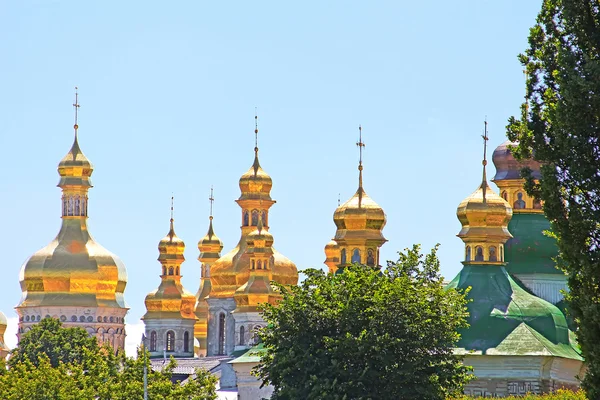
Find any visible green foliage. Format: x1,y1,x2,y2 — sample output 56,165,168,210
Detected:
506,0,600,396
256,245,472,400
1,318,217,399
453,389,586,399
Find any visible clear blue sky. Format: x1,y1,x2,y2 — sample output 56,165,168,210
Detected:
0,1,541,346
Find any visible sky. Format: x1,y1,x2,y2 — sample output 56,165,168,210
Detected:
0,1,542,355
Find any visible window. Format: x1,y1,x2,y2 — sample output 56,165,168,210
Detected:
75,195,81,215
218,313,226,355
169,267,174,275
251,210,259,226
475,246,484,262
502,191,507,201
150,331,157,351
163,267,166,276
239,326,245,346
184,331,190,353
176,267,180,275
465,246,471,261
340,249,347,264
251,260,255,270
367,249,375,266
261,211,267,226
243,211,249,226
257,260,262,270
489,246,497,262
500,245,504,262
166,331,175,352
351,249,361,264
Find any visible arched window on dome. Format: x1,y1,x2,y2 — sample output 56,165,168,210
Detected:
243,211,249,226
163,267,167,276
514,192,526,209
184,331,190,353
500,245,504,262
251,210,259,226
251,260,255,270
367,249,375,266
465,246,471,261
62,196,67,216
82,197,87,216
262,211,267,226
475,246,484,262
218,313,226,355
166,331,175,352
257,260,262,270
239,325,245,346
489,246,497,262
340,249,347,264
176,267,180,275
502,191,508,201
67,196,74,216
351,249,361,264
150,331,157,351
75,195,81,215
169,267,174,275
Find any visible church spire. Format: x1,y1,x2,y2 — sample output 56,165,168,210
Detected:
481,119,489,202
356,125,365,206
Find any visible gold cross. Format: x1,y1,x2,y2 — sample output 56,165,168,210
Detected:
356,125,365,165
209,186,215,217
73,87,80,127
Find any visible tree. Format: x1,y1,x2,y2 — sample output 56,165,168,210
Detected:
2,318,218,400
9,317,100,368
256,245,472,400
506,0,600,396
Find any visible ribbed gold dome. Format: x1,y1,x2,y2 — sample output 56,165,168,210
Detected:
57,134,93,188
198,217,223,263
457,181,513,242
18,133,127,310
158,219,185,263
333,187,387,236
238,150,273,200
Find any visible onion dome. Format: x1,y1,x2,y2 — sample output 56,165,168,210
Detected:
238,149,273,200
456,180,513,246
18,113,127,312
143,216,196,321
57,134,93,188
324,239,340,274
198,217,223,264
492,140,541,181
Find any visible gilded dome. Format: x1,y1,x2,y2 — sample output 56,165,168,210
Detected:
324,239,339,258
238,150,273,200
456,180,513,242
492,140,541,181
333,188,387,239
0,311,7,328
57,134,93,188
18,133,127,310
198,217,223,263
158,219,185,263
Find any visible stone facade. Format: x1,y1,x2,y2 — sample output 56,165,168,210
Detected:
207,297,236,356
16,305,127,349
144,318,195,358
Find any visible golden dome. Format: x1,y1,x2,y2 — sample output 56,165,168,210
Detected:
58,134,93,188
18,131,127,310
457,180,513,242
158,219,185,263
0,311,7,356
333,187,387,236
238,149,273,200
0,311,6,327
198,217,223,263
143,218,196,321
324,239,340,274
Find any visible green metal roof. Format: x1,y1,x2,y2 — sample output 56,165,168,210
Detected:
229,343,267,364
446,265,581,360
505,213,565,276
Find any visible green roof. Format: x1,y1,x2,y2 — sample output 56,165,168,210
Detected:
446,265,581,360
505,213,565,276
229,344,267,364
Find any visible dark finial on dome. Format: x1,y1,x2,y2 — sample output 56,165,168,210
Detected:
73,86,80,136
481,118,489,203
252,110,260,176
169,195,175,240
207,186,215,237
338,193,341,207
356,125,365,207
